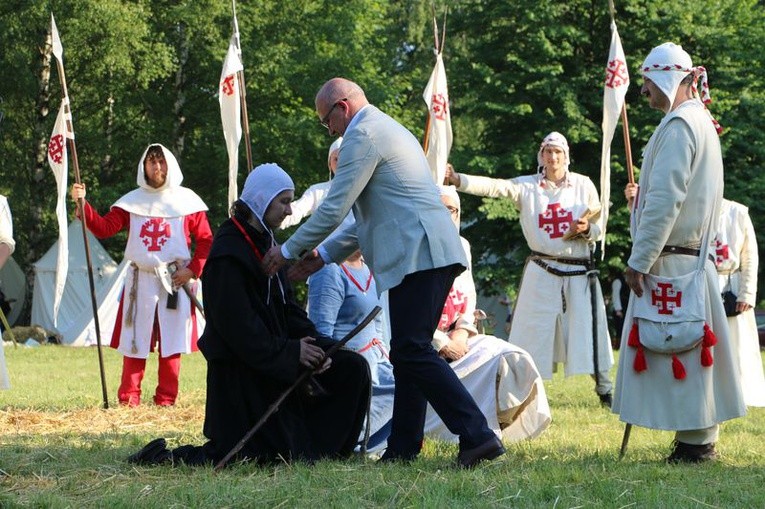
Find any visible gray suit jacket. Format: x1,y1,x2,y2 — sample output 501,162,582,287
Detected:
284,105,467,293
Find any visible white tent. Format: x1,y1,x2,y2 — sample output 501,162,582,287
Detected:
31,219,128,346
0,256,27,326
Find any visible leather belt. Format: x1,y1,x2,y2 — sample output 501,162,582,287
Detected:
662,245,715,263
529,251,591,266
662,245,700,256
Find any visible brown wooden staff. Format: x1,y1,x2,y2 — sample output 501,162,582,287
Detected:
231,0,253,173
214,305,382,471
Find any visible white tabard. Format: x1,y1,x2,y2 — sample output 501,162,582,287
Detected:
118,214,196,358
715,199,765,407
612,100,746,430
458,172,613,380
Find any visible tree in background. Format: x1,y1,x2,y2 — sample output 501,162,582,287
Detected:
0,0,763,323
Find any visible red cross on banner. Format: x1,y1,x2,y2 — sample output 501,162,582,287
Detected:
221,74,236,96
605,59,629,88
431,93,448,121
538,203,573,239
651,282,682,315
140,218,171,252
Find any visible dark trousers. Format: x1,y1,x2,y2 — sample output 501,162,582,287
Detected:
386,264,495,456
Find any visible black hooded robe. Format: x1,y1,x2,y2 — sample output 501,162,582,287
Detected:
175,216,370,465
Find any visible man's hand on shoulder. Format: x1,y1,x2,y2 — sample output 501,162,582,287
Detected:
287,249,325,281
262,245,287,276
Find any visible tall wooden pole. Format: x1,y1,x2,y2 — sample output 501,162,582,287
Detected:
232,0,253,173
51,16,109,409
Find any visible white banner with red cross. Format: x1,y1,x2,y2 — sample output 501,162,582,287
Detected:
423,52,452,185
598,20,629,256
220,35,243,209
47,99,73,326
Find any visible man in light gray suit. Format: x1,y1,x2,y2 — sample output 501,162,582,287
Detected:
263,78,504,467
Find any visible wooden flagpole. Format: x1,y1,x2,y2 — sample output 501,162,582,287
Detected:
422,8,441,153
609,0,635,185
232,0,253,173
50,15,109,409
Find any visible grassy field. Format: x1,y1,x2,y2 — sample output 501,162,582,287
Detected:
1,344,763,508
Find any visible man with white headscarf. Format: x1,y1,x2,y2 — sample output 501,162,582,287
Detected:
71,144,212,406
446,132,614,406
127,163,370,467
612,42,745,463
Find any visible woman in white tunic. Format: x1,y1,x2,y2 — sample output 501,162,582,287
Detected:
715,199,765,406
424,186,551,443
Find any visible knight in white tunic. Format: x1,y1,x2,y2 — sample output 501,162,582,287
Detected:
715,199,764,407
446,132,614,405
612,43,746,463
71,144,212,406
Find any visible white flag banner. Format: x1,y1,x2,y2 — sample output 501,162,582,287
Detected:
422,52,453,185
47,100,72,326
219,35,243,209
50,13,63,63
599,20,629,257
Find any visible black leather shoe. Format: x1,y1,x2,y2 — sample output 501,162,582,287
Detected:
666,441,717,464
377,450,416,464
598,392,613,408
127,438,173,465
457,436,505,468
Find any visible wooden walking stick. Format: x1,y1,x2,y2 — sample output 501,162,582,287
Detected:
50,15,109,409
214,305,383,471
0,306,17,348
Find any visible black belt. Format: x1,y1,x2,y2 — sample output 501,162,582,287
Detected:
662,245,715,263
662,245,699,256
531,258,591,277
529,251,591,266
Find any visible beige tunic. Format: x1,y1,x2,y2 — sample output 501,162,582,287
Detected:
612,100,746,430
715,199,765,406
458,172,613,379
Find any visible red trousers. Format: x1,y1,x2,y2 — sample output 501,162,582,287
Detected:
118,353,181,406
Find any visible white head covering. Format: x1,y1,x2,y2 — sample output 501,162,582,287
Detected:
240,163,294,227
328,137,343,167
537,131,570,172
136,144,183,191
439,184,461,229
641,42,722,133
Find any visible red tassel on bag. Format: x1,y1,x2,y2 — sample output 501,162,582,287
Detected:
701,345,714,367
672,354,687,380
634,345,647,372
628,323,640,348
703,323,717,347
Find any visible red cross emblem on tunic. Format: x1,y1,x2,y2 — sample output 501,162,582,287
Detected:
605,59,629,88
140,218,171,252
48,134,65,164
439,287,466,330
431,93,448,121
714,238,729,266
221,74,236,96
538,203,572,239
651,282,682,315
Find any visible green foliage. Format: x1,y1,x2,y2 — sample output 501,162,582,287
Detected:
1,0,764,315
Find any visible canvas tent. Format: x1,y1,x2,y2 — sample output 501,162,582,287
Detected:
31,219,128,346
0,256,27,327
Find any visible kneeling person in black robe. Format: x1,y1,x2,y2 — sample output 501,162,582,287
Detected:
129,163,371,467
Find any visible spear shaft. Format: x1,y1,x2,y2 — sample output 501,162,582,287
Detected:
51,20,109,409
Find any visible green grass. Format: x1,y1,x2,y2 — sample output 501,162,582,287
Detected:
1,344,764,508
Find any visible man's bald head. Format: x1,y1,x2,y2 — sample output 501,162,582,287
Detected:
315,78,369,136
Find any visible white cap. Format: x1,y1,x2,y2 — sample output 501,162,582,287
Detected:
240,163,294,225
641,42,693,104
537,131,570,171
